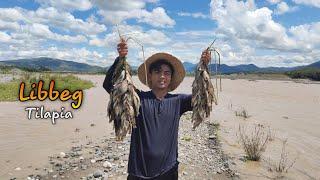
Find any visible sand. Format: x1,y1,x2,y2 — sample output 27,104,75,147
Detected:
0,75,319,179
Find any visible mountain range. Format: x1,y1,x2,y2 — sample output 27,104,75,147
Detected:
0,57,319,74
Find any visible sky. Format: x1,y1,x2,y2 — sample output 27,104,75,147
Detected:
0,0,319,67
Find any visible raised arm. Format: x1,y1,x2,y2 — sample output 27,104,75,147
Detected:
103,39,128,94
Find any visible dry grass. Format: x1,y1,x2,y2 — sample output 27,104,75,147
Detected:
235,107,250,119
273,139,298,173
262,139,299,179
237,124,270,161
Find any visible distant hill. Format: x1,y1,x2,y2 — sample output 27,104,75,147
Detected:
285,60,320,81
306,61,320,68
183,62,305,74
0,57,319,76
0,57,106,73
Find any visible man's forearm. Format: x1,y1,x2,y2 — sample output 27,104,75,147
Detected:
103,57,120,93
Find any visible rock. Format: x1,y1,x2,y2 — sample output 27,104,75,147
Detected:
103,161,112,168
79,156,84,161
90,159,96,163
239,157,247,162
90,123,95,127
81,164,87,170
14,167,21,171
93,169,104,178
182,171,188,175
60,152,66,158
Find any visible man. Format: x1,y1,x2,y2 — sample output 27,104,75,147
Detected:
103,41,211,180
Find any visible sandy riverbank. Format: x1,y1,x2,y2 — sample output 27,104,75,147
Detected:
0,75,319,179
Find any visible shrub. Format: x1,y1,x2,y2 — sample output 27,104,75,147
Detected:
237,124,270,161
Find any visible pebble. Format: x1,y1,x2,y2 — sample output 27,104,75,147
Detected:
60,152,66,158
103,161,113,168
93,169,104,178
14,167,21,171
37,114,237,179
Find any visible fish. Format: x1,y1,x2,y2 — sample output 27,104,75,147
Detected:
191,59,217,129
107,57,141,141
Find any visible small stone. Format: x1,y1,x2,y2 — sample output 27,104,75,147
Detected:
103,161,112,168
60,152,66,158
14,167,21,171
119,162,126,168
81,164,87,170
79,156,84,161
90,159,96,163
93,169,104,178
182,171,188,175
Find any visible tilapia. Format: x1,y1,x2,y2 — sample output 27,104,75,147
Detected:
107,57,140,141
191,59,217,129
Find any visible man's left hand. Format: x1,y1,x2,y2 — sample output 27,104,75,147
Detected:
201,50,211,65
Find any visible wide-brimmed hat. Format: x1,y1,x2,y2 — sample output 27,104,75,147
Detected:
138,52,185,91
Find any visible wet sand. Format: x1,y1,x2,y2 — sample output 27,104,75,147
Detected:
0,75,320,179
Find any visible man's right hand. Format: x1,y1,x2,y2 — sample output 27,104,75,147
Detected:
117,39,128,58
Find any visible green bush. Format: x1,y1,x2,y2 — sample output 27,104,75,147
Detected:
286,68,320,81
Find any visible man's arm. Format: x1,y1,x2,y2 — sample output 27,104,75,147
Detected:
103,39,128,94
180,94,192,115
103,57,120,94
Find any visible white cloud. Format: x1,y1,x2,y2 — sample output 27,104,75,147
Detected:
0,47,105,66
0,19,20,31
275,2,298,15
175,30,218,41
137,7,175,27
293,0,320,8
0,31,11,42
93,0,175,27
267,0,282,4
208,0,320,67
0,7,107,36
290,22,320,48
178,12,208,19
35,0,92,11
92,0,145,11
89,24,171,47
25,23,87,43
210,0,298,51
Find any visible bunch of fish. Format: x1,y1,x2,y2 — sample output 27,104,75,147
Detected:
191,47,219,129
107,56,140,141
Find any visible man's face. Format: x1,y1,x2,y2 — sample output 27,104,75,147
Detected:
149,64,172,91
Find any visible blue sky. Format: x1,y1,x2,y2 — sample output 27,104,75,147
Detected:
0,0,319,67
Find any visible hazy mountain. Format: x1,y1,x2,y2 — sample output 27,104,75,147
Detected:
0,57,106,73
0,57,319,74
182,62,316,74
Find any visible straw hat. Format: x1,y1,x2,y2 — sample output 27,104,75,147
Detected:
138,52,185,91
